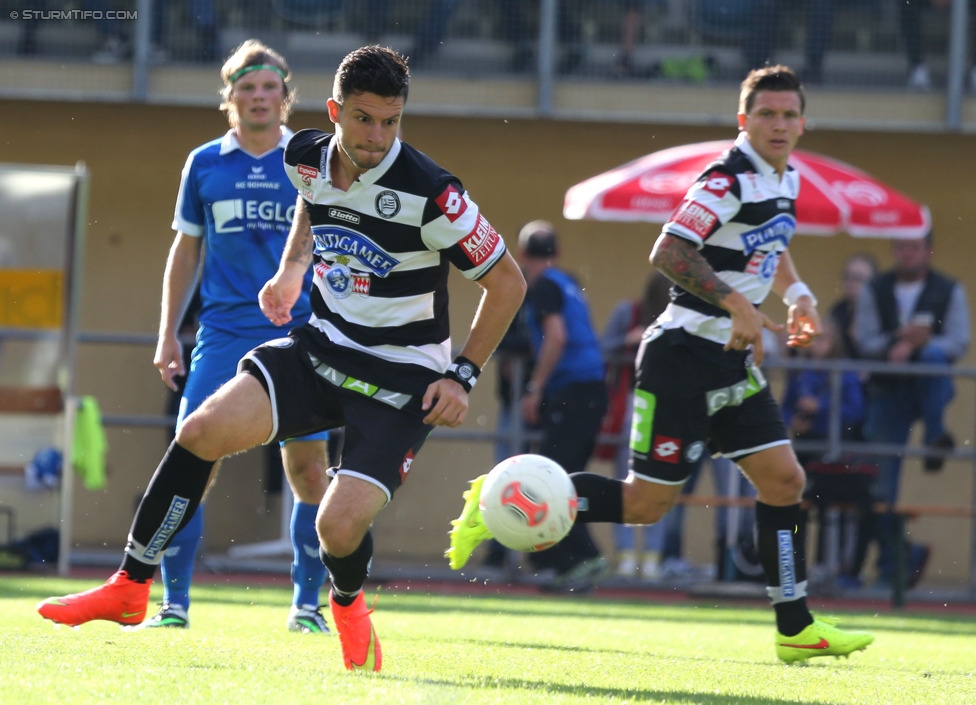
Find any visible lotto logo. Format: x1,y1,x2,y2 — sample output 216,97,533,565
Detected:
435,184,467,222
651,435,682,464
399,451,415,483
703,173,733,197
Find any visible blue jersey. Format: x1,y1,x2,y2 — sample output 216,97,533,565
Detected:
173,128,313,335
524,267,605,392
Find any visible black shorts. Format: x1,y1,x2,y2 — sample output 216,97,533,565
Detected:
239,334,432,500
539,380,608,474
630,327,789,484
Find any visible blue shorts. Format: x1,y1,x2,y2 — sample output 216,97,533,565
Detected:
177,324,329,445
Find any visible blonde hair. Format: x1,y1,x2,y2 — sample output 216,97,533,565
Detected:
219,39,295,127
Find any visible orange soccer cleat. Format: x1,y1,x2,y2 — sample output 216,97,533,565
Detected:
37,570,151,627
329,591,381,672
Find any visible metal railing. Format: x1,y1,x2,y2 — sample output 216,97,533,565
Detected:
4,326,972,596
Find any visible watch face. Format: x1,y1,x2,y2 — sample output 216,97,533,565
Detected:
456,362,474,380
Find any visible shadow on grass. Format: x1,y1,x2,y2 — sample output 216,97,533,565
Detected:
382,673,824,705
6,575,974,638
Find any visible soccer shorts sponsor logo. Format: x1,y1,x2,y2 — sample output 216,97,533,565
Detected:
705,367,766,416
651,435,682,464
629,389,656,455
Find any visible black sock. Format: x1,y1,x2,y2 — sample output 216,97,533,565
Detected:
570,472,624,524
755,501,812,636
119,442,214,582
320,530,373,606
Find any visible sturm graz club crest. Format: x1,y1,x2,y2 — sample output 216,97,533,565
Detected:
375,190,401,219
324,261,355,299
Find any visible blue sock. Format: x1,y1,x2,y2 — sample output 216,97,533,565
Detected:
291,500,326,607
159,504,204,610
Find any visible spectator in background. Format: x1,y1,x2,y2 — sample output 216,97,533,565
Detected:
901,0,976,91
614,0,648,77
498,0,587,74
612,0,667,78
738,0,835,84
89,0,219,64
853,232,970,589
406,0,463,67
829,252,878,360
516,220,610,591
612,0,715,81
782,319,875,590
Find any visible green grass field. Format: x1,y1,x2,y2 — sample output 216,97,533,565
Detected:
3,574,975,704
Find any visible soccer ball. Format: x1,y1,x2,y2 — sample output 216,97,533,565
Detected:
479,454,577,552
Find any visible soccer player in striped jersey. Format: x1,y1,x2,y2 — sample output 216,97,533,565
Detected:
37,45,526,674
449,65,875,665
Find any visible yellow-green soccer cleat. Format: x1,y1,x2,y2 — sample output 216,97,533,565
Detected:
445,474,493,570
776,617,874,664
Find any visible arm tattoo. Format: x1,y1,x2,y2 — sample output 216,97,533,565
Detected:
289,223,313,267
655,236,733,308
286,207,314,267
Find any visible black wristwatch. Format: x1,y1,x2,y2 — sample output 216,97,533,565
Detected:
444,356,481,393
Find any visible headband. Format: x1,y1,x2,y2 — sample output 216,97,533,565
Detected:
229,64,287,84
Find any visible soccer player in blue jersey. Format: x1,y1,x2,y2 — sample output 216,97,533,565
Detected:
37,45,527,673
449,65,875,664
139,39,332,634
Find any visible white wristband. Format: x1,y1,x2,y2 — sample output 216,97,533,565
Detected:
782,282,818,308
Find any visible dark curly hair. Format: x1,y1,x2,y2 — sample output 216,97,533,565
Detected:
333,45,410,104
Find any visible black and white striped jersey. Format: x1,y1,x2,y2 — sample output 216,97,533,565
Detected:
283,129,507,393
656,132,800,345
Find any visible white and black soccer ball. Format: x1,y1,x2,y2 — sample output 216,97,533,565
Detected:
479,454,577,552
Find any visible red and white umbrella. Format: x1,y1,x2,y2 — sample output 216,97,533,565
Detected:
563,140,930,238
